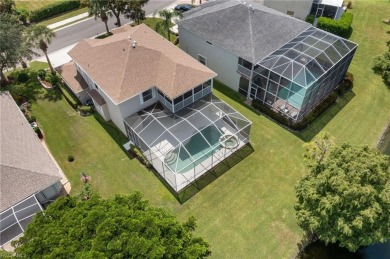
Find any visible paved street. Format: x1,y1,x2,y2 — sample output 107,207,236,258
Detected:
42,0,176,55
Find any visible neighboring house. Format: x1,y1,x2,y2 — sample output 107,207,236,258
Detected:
179,0,357,122
0,92,63,248
58,24,252,192
264,0,345,20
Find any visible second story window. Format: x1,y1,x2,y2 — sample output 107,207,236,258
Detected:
198,54,207,66
142,89,153,103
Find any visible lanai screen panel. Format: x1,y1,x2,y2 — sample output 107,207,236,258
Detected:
0,195,43,247
258,27,357,89
124,94,252,192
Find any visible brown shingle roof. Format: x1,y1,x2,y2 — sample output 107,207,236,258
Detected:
0,92,62,212
87,89,106,106
68,24,217,104
56,61,88,93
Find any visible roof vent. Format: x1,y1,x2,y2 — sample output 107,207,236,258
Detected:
132,40,137,48
128,36,131,40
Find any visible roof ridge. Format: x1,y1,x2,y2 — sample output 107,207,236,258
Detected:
117,41,135,100
247,6,256,63
0,163,61,180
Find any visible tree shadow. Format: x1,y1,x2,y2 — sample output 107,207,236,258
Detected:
92,113,134,160
297,239,365,259
41,87,63,102
152,144,255,204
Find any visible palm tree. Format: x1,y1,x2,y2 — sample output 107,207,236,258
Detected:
89,0,111,35
25,25,56,74
155,10,180,42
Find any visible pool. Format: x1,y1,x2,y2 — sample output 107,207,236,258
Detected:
165,125,222,173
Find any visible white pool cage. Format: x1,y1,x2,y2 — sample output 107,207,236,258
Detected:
124,94,252,192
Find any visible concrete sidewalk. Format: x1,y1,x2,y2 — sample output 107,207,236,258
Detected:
48,12,90,30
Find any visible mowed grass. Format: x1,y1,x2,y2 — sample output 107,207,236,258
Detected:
15,0,58,11
28,0,390,258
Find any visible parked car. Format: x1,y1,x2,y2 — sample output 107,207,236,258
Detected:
174,4,193,12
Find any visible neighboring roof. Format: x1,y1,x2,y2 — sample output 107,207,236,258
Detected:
0,92,62,212
179,0,311,63
68,24,217,103
87,89,106,106
56,61,88,93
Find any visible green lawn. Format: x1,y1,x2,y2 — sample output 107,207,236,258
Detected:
26,0,390,258
15,0,58,11
141,17,177,43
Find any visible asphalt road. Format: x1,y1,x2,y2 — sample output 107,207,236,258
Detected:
44,0,176,55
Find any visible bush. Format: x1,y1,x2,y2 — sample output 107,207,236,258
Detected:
68,155,75,162
29,0,80,23
17,72,29,83
58,82,80,109
50,74,59,86
21,61,28,69
305,15,315,24
34,127,43,139
28,116,36,123
95,32,113,39
44,74,51,82
317,13,353,38
78,105,94,115
37,69,46,79
130,145,152,168
252,92,339,130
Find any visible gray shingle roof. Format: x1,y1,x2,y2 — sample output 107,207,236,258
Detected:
179,0,311,63
0,92,62,212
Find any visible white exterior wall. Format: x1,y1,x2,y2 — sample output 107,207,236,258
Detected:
263,0,313,20
178,26,241,92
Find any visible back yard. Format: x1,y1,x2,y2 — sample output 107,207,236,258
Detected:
23,0,390,258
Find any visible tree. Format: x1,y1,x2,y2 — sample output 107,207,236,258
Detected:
108,0,126,27
123,0,149,25
0,13,33,85
89,0,111,35
0,0,15,14
373,40,390,87
13,192,211,258
295,135,390,252
155,9,180,41
25,25,56,74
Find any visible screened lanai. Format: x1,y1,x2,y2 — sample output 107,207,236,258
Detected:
124,94,252,192
251,26,357,120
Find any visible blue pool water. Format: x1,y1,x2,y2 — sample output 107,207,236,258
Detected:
165,125,222,173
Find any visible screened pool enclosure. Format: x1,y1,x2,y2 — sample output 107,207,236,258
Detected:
124,94,252,192
251,27,357,121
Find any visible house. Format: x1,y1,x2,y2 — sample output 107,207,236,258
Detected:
58,24,252,192
263,0,345,20
0,92,64,248
178,0,357,122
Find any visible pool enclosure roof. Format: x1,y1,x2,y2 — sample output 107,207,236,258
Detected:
258,27,357,88
124,94,252,174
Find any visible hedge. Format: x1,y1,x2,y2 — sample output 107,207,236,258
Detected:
58,82,80,109
30,0,81,23
305,15,315,25
317,12,353,38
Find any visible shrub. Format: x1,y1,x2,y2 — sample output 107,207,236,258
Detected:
17,72,29,83
44,74,51,82
58,82,80,109
305,15,315,24
130,145,152,168
34,127,43,139
317,13,353,38
37,69,46,79
28,116,36,123
50,74,59,86
21,61,28,69
29,0,80,23
78,105,94,115
68,155,75,162
95,32,113,39
252,92,338,130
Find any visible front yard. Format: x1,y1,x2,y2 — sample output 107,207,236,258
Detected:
19,0,390,258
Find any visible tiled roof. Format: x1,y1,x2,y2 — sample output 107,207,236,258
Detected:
0,92,62,212
68,24,217,103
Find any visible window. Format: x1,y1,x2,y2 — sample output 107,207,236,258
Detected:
287,11,294,17
238,57,253,70
206,41,212,45
142,89,153,103
184,90,192,99
194,85,202,93
198,55,206,66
